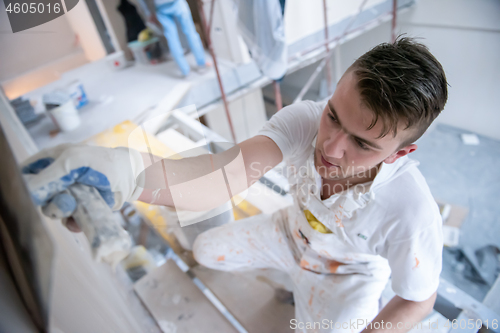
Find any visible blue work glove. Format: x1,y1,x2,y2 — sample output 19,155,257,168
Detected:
22,144,145,218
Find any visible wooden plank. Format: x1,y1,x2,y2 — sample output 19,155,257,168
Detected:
134,259,238,333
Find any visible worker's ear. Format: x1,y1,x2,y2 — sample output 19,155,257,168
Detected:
383,144,417,164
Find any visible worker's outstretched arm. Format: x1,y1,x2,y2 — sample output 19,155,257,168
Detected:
22,135,282,218
137,135,283,211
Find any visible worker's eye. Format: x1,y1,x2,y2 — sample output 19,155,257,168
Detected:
355,139,370,150
328,113,338,123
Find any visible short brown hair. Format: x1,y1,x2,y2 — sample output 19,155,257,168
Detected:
349,36,448,148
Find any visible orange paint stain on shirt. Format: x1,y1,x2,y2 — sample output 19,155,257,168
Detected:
319,290,325,297
294,230,301,239
319,249,331,257
248,239,257,249
278,237,282,243
217,255,225,262
413,257,420,269
236,250,242,254
300,259,310,268
308,286,315,306
335,214,345,228
328,261,343,273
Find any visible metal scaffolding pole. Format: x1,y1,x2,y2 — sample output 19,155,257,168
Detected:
323,0,332,95
391,0,398,42
293,0,369,104
197,0,237,142
208,0,216,37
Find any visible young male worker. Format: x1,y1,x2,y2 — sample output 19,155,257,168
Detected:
24,37,447,332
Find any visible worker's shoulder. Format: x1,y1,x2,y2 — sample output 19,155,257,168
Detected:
279,100,324,119
377,164,441,233
264,100,323,139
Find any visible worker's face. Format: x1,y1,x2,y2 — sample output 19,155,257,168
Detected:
315,70,417,182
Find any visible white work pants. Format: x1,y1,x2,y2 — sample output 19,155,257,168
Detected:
193,206,390,333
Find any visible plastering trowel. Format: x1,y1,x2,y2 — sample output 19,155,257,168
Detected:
42,184,132,268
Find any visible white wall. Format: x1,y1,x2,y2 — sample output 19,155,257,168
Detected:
284,0,385,45
398,0,500,140
0,0,107,99
0,1,80,82
205,89,267,143
46,219,146,333
205,0,251,64
64,0,108,62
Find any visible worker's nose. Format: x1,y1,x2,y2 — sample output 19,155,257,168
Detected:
323,131,348,160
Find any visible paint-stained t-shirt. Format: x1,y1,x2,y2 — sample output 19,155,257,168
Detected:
258,100,443,302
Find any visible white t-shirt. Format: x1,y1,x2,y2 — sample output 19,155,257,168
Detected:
258,100,443,302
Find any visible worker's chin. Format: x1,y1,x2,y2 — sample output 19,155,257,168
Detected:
315,164,343,180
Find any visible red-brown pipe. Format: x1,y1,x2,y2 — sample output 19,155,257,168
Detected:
323,0,332,94
391,0,398,43
207,0,216,36
197,0,237,142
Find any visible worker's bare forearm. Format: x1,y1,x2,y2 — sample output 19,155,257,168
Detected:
136,135,282,211
137,147,245,210
361,293,436,333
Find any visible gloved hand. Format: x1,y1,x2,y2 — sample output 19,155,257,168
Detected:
22,144,145,217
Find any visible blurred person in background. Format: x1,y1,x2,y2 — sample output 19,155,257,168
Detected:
137,0,210,77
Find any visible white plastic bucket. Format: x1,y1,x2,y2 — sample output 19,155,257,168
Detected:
48,100,81,132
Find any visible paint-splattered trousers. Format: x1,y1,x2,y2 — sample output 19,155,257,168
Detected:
193,205,391,333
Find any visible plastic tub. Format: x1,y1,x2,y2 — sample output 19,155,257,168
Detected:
47,100,81,132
